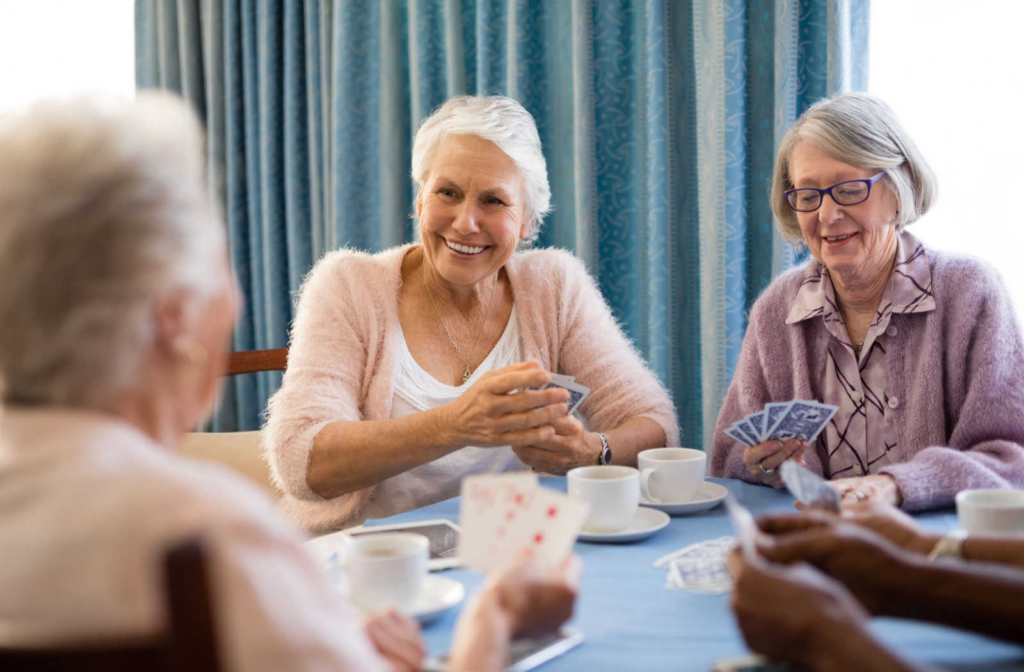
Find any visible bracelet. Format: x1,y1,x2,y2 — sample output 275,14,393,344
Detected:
595,432,611,465
926,530,967,563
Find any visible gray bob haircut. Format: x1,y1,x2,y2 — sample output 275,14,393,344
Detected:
770,92,938,244
0,92,225,408
411,95,551,247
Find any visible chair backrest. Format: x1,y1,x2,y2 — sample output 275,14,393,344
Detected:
226,348,288,376
0,539,222,672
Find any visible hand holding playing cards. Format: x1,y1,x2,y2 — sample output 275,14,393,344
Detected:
731,555,870,669
776,503,937,556
440,361,569,449
364,609,426,672
447,551,581,672
512,415,601,475
741,439,807,488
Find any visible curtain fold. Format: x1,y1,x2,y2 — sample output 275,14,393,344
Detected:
136,0,869,447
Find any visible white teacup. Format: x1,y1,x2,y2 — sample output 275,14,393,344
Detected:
346,532,428,613
638,448,706,503
956,489,1024,535
567,465,639,533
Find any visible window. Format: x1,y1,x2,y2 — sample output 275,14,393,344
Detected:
871,0,1024,316
0,0,134,113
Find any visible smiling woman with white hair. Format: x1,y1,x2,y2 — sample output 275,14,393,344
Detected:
263,94,678,532
710,92,1024,511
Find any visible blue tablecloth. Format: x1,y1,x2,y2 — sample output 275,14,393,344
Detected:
365,478,1024,671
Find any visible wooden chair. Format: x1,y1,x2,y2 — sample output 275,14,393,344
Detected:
180,348,289,495
226,347,288,376
0,539,222,672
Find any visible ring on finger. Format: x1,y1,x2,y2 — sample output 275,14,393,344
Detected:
759,461,775,477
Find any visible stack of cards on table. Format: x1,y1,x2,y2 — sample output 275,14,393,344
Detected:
654,537,737,595
530,373,590,414
459,473,590,572
724,399,838,447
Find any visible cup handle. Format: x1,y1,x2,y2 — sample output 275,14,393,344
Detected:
640,468,660,503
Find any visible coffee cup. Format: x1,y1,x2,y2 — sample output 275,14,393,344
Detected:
345,532,428,612
567,465,639,532
956,489,1024,535
638,448,706,503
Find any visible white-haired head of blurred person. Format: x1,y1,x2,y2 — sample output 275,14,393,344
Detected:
0,92,236,444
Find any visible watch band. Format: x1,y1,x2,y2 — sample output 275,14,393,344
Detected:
595,432,611,465
927,530,967,563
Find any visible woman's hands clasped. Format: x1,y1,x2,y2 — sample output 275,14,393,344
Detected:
439,361,570,450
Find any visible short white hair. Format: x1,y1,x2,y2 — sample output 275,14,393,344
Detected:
411,95,551,247
771,92,938,244
0,92,225,408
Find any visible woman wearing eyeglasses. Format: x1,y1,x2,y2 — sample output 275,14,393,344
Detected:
709,92,1024,512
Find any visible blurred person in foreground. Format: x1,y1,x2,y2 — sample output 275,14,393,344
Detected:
0,92,578,672
729,502,1024,671
711,92,1024,510
263,94,678,533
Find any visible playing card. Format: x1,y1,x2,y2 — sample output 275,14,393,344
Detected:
729,421,760,446
459,473,539,572
744,411,766,442
724,495,757,558
779,460,841,512
724,426,753,447
539,378,591,415
735,417,762,445
762,402,792,438
497,486,590,569
667,558,733,595
765,399,837,442
654,536,737,568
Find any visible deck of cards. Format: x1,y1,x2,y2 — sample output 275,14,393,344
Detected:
724,399,838,446
531,373,591,414
458,473,590,572
779,460,841,512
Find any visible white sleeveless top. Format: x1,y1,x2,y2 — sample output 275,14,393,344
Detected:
364,307,529,519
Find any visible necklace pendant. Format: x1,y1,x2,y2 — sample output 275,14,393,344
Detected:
462,366,472,384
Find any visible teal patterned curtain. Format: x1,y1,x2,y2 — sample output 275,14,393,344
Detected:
136,0,868,448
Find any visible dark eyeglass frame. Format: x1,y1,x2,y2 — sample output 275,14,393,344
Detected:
784,172,886,212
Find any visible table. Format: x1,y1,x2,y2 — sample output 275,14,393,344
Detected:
366,478,1024,671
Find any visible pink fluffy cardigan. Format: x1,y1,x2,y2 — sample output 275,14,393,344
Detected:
263,244,679,532
710,243,1024,511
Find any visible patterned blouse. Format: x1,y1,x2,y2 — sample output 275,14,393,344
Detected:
785,233,936,478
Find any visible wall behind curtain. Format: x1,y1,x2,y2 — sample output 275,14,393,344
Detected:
136,0,868,448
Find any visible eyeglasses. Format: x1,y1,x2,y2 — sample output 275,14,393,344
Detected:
784,172,886,212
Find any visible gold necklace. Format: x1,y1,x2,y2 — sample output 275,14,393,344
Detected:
423,263,499,384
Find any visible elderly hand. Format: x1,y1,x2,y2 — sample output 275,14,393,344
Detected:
784,501,937,556
742,439,807,488
364,609,426,672
826,473,903,508
512,415,600,474
754,513,912,614
731,554,869,668
440,361,570,449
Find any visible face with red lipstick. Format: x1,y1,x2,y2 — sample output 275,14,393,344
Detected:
789,141,899,284
416,134,529,290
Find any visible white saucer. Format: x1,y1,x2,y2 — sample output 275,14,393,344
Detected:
335,575,465,626
639,481,728,516
576,506,670,543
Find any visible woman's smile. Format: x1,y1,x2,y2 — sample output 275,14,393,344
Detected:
443,236,490,257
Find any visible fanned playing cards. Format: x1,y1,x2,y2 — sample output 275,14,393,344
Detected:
458,473,590,572
724,399,838,447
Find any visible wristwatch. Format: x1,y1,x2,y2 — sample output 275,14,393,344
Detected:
927,530,967,562
595,432,612,465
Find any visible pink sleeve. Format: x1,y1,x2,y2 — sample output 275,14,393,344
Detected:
261,254,376,520
555,252,680,449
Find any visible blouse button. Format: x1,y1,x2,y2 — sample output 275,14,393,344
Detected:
886,325,898,337
887,396,900,409
851,389,863,402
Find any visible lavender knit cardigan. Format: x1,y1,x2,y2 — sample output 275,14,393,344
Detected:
263,244,679,532
710,244,1024,511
